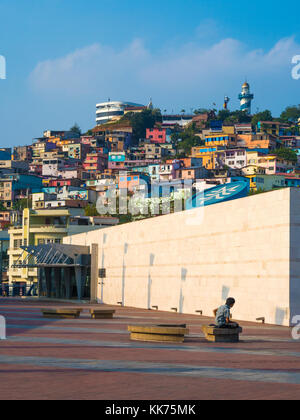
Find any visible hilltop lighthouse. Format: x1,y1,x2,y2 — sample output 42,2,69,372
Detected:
238,82,254,115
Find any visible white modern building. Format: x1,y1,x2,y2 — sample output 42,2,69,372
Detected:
162,115,193,128
95,101,144,125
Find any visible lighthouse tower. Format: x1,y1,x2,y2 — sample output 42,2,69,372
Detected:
238,82,254,115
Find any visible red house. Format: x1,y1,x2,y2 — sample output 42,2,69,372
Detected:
83,153,108,173
146,128,166,144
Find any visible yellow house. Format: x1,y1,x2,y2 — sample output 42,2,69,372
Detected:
257,121,280,136
222,126,235,135
7,208,99,290
242,165,266,191
205,133,237,147
246,150,268,166
247,151,296,175
191,146,226,169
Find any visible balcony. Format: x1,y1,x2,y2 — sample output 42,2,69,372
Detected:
7,268,22,276
29,225,68,233
9,226,23,231
7,249,22,256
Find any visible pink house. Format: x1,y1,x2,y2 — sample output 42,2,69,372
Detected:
118,173,150,192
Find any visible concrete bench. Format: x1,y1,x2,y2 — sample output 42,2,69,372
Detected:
41,308,82,319
90,309,115,319
128,324,189,343
202,325,243,343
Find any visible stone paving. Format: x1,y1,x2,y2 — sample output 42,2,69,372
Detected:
0,298,300,400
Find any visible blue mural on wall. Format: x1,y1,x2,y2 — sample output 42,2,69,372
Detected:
186,180,249,209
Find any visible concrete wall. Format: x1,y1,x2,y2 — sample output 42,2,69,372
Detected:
290,190,300,325
64,188,296,326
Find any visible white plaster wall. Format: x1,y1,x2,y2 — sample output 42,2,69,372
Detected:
290,189,300,326
65,188,292,326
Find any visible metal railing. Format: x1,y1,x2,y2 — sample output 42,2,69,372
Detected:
0,283,38,297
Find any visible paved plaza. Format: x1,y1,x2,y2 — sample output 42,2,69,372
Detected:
0,298,300,400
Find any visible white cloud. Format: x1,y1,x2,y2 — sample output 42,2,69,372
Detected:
29,40,150,97
29,35,300,113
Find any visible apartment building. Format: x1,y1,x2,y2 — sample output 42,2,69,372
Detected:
83,152,107,173
225,149,247,169
13,146,32,162
0,174,43,208
42,158,65,177
7,208,102,288
191,146,226,170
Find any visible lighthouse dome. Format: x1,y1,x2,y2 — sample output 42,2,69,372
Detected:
242,82,249,88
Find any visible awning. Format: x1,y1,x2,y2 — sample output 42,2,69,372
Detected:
12,244,91,268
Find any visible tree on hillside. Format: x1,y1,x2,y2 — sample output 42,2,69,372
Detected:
122,108,162,144
13,198,32,211
194,108,210,115
280,105,300,123
273,148,298,163
251,110,273,128
230,110,252,123
216,110,231,121
216,109,252,124
171,123,204,155
70,123,82,135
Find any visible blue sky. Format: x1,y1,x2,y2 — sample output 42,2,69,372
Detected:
1,0,300,147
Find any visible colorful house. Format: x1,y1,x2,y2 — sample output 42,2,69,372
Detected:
83,153,107,173
247,151,296,174
255,175,286,191
118,172,150,192
205,134,237,147
146,128,167,144
191,146,226,170
257,121,281,137
225,149,247,169
108,152,126,169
